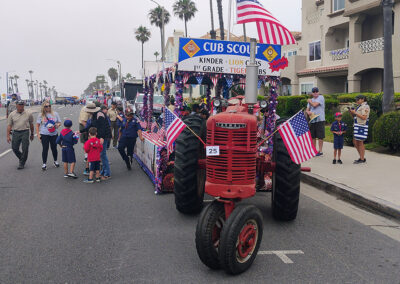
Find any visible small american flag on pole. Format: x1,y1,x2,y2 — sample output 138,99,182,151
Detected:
236,0,296,45
165,108,186,153
278,112,318,164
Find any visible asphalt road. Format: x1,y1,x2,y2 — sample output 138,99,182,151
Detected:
0,105,399,283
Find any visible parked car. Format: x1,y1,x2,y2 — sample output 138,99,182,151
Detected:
135,94,164,117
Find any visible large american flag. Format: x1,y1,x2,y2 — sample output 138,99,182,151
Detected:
142,123,167,147
278,112,318,164
165,108,186,153
236,0,296,45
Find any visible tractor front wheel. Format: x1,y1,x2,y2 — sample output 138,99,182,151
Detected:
219,205,263,275
272,118,301,221
195,200,225,269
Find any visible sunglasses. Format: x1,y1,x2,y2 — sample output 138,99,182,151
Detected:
44,105,51,108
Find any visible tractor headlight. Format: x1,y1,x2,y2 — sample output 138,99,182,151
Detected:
214,99,221,107
260,100,268,109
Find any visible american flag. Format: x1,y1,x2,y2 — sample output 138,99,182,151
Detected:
236,0,296,45
278,112,318,164
142,123,167,147
165,108,186,153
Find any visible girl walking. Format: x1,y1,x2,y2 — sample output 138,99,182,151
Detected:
36,101,61,170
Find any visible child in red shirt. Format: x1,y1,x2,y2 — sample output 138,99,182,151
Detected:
83,127,103,183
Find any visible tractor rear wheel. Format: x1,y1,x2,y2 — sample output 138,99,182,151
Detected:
174,115,206,214
195,200,225,269
272,118,301,221
219,205,263,275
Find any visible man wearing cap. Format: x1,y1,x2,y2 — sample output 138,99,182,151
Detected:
350,95,370,164
118,111,144,170
80,102,100,174
6,101,34,169
6,94,18,118
108,102,119,148
306,87,325,156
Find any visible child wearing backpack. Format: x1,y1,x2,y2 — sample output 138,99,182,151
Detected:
56,120,79,178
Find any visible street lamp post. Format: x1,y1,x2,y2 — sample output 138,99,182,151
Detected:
150,0,165,62
382,0,395,113
107,59,123,99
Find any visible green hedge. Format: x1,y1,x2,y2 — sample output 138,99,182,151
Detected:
276,95,307,117
373,111,400,151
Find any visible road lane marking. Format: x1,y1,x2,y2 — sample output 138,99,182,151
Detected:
258,250,304,264
0,149,12,158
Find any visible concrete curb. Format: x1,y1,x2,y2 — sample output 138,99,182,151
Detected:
301,172,400,221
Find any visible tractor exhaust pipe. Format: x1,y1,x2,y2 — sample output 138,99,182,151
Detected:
245,38,258,114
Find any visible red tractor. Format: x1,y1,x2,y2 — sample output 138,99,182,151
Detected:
173,39,305,274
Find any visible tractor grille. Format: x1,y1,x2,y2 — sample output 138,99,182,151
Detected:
207,123,257,184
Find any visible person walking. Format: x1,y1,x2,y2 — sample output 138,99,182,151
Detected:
6,100,34,169
108,102,119,148
306,87,325,156
36,101,61,170
91,105,112,180
56,119,79,178
79,102,98,175
350,95,370,164
6,94,18,118
117,111,144,170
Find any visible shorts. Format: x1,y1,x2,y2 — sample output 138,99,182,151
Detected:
62,147,76,163
89,161,101,172
333,137,344,149
309,121,325,139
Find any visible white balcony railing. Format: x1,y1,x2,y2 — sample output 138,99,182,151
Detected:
359,37,384,54
330,47,349,61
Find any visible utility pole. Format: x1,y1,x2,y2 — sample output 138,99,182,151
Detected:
382,0,395,113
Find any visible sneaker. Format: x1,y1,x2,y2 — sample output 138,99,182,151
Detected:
83,169,89,176
67,172,78,179
54,161,60,168
354,159,366,164
316,152,323,157
96,178,101,183
83,179,94,183
338,160,343,164
42,164,47,171
64,174,69,178
332,159,336,164
101,176,111,181
17,164,24,170
126,160,132,170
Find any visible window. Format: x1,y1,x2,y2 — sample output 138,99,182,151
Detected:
332,0,345,12
288,50,297,57
301,83,314,95
309,41,321,61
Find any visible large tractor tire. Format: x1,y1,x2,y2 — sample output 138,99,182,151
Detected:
219,204,263,275
272,118,301,221
195,200,225,269
174,115,206,214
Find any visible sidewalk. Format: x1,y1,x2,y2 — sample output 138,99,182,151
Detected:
302,142,400,220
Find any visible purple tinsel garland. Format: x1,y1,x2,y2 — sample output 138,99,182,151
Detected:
148,75,155,131
206,84,211,111
264,77,280,155
174,75,184,117
155,146,168,194
142,78,149,129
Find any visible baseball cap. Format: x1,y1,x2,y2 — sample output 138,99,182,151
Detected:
16,100,25,105
355,94,366,101
64,120,73,127
312,87,319,93
335,112,342,117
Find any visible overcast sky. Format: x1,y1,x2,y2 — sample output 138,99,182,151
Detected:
0,0,301,98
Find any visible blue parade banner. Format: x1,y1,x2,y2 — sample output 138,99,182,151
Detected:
178,38,282,76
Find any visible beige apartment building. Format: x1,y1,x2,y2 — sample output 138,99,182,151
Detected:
281,0,400,95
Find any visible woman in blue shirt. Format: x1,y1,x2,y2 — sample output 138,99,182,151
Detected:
36,101,61,170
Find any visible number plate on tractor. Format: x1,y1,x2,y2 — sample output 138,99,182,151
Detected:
206,146,220,156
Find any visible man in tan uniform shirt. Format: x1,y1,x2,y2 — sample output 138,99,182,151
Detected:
7,100,34,169
107,102,119,147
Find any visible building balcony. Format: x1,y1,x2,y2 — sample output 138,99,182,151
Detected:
330,47,350,60
359,37,384,53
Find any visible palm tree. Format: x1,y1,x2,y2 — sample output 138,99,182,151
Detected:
154,51,160,61
173,0,197,37
126,73,133,80
13,75,19,93
216,0,224,40
382,0,395,113
135,25,151,69
108,67,118,88
43,80,48,97
209,0,216,39
149,6,170,61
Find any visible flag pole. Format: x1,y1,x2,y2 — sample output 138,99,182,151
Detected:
256,109,305,148
227,0,232,41
169,110,207,146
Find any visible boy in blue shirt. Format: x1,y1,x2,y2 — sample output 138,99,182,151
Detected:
118,112,144,170
56,120,79,178
330,112,347,164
